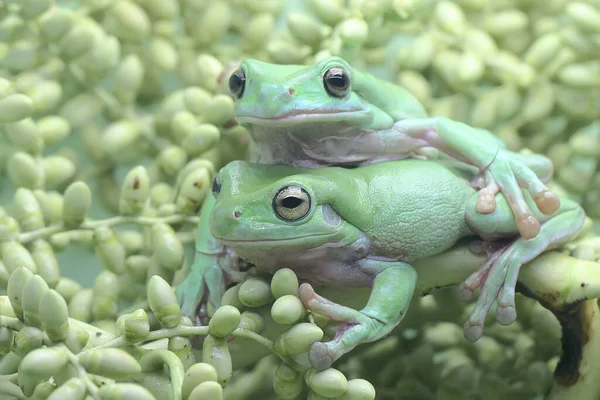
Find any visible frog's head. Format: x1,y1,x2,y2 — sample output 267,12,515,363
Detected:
228,57,392,129
209,160,352,253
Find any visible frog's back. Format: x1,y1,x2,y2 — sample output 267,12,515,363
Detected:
351,160,475,261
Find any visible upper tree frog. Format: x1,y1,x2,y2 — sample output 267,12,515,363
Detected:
210,159,584,371
176,57,560,323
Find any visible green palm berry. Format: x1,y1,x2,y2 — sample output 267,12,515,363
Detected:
46,377,86,400
33,190,63,226
182,123,221,157
337,379,376,400
94,227,126,274
31,240,60,289
2,241,37,274
273,364,303,399
106,1,151,42
308,368,348,398
147,275,182,328
14,326,44,356
119,166,151,215
209,305,241,338
175,167,211,214
12,188,44,232
239,311,265,333
188,381,223,400
43,156,76,189
4,118,44,154
270,268,299,299
37,116,71,145
68,289,93,322
0,93,33,123
18,347,69,396
202,334,232,387
58,22,96,60
182,363,219,400
97,383,156,400
183,87,212,115
64,323,90,354
92,271,119,320
220,284,245,311
0,326,14,355
0,215,20,241
203,95,234,127
7,266,35,318
39,289,69,342
274,323,324,356
152,223,184,271
124,309,150,342
114,54,144,103
54,277,81,303
78,348,142,380
7,151,44,189
62,181,91,228
38,8,75,41
271,295,305,325
21,274,49,327
238,277,273,308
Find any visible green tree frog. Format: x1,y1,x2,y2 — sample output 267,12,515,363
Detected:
176,56,560,323
209,159,584,371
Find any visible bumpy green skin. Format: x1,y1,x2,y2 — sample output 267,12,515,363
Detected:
176,56,560,327
209,159,585,370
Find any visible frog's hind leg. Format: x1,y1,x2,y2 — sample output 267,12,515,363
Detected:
298,261,417,371
461,194,586,342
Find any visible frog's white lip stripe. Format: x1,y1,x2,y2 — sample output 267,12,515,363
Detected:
213,233,331,244
236,110,359,124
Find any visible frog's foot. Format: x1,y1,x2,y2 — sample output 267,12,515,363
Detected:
479,154,561,239
461,206,586,342
298,283,384,371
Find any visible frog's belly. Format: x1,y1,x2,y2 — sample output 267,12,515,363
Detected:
234,242,374,288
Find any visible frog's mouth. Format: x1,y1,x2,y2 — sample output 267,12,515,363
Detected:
213,233,332,246
236,109,365,125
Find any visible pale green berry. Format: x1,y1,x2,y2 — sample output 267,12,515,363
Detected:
175,167,212,214
434,1,466,36
239,277,273,308
78,348,142,380
0,262,9,288
307,0,345,26
98,383,156,400
273,364,303,399
271,295,305,325
105,0,151,42
150,37,178,71
188,381,223,400
275,323,324,356
12,188,45,232
54,277,81,303
4,118,44,154
149,183,173,208
59,93,103,128
566,2,600,33
64,323,90,354
270,268,299,299
6,267,33,320
202,334,232,387
119,166,151,216
43,156,76,188
287,13,329,46
123,309,150,342
570,122,600,158
195,54,223,92
182,123,221,157
94,227,126,274
68,289,93,322
266,39,312,64
115,230,144,255
152,224,184,271
182,363,219,400
14,326,44,356
147,275,182,328
239,311,265,333
0,326,14,355
309,368,348,397
484,10,529,37
0,215,20,241
92,271,119,320
2,41,38,72
168,336,195,370
3,240,37,278
22,274,49,328
220,284,245,311
158,146,188,177
126,255,152,283
202,95,235,127
101,120,144,163
18,347,69,396
114,54,144,103
58,22,96,60
46,377,86,400
183,87,212,115
39,289,69,342
209,305,241,338
7,151,44,189
37,116,71,145
38,8,75,42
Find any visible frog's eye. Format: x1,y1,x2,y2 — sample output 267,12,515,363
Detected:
229,68,246,99
212,176,221,198
273,186,311,221
323,67,350,98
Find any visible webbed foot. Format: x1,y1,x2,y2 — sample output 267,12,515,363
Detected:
460,204,586,342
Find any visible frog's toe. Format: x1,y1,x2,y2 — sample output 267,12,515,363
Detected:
495,303,517,326
309,342,334,371
534,190,561,215
463,319,484,342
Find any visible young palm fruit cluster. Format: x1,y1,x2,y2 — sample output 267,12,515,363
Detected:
1,0,600,399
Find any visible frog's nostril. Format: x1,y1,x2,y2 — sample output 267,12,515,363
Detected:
233,210,242,219
288,87,295,96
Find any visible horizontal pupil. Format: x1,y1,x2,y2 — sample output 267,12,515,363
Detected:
328,76,346,86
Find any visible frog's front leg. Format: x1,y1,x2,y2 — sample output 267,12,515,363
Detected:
176,195,246,324
299,261,417,371
386,117,560,240
460,191,586,342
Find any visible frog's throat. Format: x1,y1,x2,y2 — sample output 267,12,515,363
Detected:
212,232,332,246
235,110,362,125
